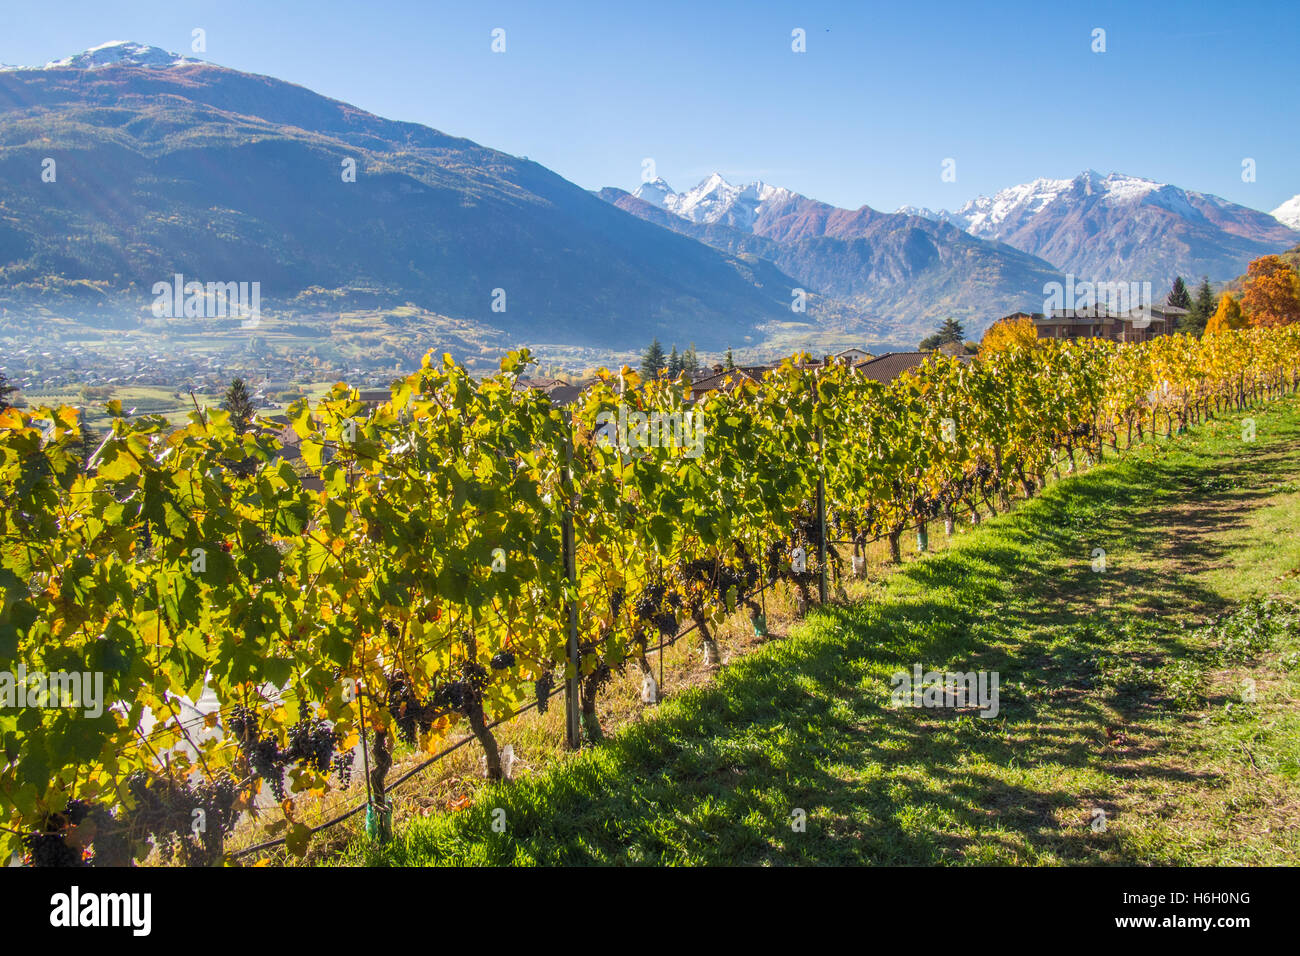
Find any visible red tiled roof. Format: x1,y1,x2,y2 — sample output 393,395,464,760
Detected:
852,351,973,382
689,366,767,395
853,352,931,382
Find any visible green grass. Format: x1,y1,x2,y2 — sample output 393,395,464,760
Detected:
335,397,1300,866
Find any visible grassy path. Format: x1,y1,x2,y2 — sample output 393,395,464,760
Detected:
345,396,1300,866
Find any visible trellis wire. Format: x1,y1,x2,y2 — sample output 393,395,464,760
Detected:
224,372,1273,860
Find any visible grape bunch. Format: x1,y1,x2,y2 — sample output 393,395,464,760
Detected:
119,770,240,866
228,706,289,801
490,650,515,670
21,797,95,868
633,582,678,635
764,541,783,584
64,799,91,827
430,655,490,715
386,671,436,745
24,831,82,868
432,680,468,711
228,701,344,796
284,704,338,774
331,751,355,787
909,494,940,520
533,671,554,712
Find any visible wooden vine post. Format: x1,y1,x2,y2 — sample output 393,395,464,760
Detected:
561,432,582,749
816,355,829,604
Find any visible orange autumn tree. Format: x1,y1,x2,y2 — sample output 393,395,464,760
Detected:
980,313,1040,353
1205,292,1248,334
1241,254,1300,327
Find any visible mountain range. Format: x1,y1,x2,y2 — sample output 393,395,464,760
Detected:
0,42,809,351
600,175,1065,341
895,171,1300,287
1,41,1297,358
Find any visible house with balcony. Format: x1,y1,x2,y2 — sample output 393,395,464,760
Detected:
1010,305,1188,343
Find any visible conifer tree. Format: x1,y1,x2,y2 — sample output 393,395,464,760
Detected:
640,339,667,381
938,316,965,344
1167,276,1192,312
1183,277,1216,335
221,377,256,434
681,345,700,379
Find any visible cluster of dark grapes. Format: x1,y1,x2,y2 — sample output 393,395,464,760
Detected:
284,702,338,774
22,798,91,867
633,581,680,635
608,587,625,619
227,706,289,800
674,558,725,613
935,481,964,508
24,831,82,867
432,680,468,711
533,671,554,712
944,461,996,506
228,703,343,800
387,656,495,744
908,494,942,520
766,524,819,587
331,751,355,787
764,540,784,583
849,504,881,541
121,771,239,866
794,509,825,546
386,670,436,745
65,799,91,826
432,657,491,713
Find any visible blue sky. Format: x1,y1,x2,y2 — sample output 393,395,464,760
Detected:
2,0,1296,213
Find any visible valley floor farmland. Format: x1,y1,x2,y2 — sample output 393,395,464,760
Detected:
343,396,1300,866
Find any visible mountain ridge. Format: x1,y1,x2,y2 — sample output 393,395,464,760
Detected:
0,43,837,351
906,170,1300,285
604,174,1066,339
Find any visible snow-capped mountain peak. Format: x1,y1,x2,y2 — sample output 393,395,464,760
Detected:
1095,171,1165,203
954,175,1075,236
894,205,944,220
947,170,1188,239
636,172,798,230
0,41,201,72
1273,195,1300,231
49,41,198,69
934,169,1298,288
631,177,675,209
667,172,743,223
